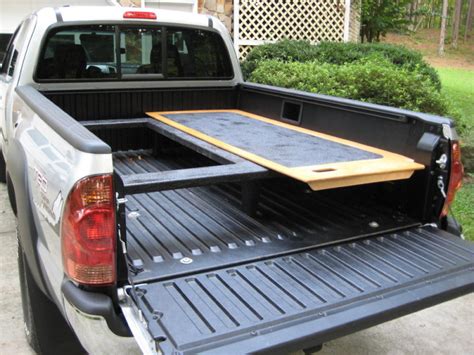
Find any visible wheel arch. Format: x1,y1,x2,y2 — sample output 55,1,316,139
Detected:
6,139,51,298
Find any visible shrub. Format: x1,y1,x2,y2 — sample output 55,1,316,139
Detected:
241,40,318,79
241,40,441,90
315,42,441,90
249,55,450,117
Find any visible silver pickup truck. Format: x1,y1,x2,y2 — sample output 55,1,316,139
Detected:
1,5,472,355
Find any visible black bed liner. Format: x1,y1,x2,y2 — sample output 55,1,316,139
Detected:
84,118,273,194
114,150,420,283
132,226,473,354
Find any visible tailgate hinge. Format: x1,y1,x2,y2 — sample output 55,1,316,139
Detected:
119,286,165,355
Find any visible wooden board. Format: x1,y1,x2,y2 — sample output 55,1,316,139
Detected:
147,110,425,190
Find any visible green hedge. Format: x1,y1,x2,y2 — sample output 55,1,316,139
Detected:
242,40,441,90
241,40,320,77
249,55,450,116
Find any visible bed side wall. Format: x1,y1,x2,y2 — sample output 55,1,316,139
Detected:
42,87,238,121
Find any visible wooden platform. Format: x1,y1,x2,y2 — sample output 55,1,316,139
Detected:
147,110,425,190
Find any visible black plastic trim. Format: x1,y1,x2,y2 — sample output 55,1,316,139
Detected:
61,280,131,337
280,100,303,124
6,140,49,296
240,82,453,126
415,133,441,166
16,85,111,154
0,148,6,183
443,216,463,237
54,7,63,22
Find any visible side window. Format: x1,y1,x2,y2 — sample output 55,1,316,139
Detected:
0,33,12,63
36,25,117,80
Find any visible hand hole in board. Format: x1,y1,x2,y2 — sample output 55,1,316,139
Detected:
313,168,337,173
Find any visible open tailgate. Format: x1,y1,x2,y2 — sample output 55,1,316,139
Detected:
120,226,474,354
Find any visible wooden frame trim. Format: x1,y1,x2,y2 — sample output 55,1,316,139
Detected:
343,0,352,42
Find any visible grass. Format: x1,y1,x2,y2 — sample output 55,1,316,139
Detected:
437,68,474,241
437,68,474,145
452,180,474,241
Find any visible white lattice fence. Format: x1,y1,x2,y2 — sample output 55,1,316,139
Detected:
234,0,348,59
238,45,254,59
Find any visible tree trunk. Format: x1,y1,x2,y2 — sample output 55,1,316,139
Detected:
466,0,474,40
412,1,418,31
439,0,449,55
452,0,463,48
409,1,415,23
438,0,444,28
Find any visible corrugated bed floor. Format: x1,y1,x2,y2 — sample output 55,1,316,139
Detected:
114,150,419,282
137,226,474,353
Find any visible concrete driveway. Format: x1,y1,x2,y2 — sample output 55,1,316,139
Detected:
0,183,473,354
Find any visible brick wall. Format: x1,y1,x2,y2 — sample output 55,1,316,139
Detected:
118,0,141,6
198,0,233,32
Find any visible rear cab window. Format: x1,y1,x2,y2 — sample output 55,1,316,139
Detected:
37,25,117,80
35,24,233,82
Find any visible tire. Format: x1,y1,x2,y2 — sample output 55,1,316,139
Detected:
0,150,6,183
17,232,85,354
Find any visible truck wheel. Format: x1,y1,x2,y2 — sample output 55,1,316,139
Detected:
17,232,85,354
0,151,6,183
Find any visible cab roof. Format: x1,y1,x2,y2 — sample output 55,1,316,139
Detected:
35,6,220,32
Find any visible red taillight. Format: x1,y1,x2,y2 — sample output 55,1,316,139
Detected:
123,11,157,20
441,141,464,217
61,175,116,286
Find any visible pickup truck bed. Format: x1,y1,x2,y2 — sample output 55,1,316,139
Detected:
83,118,419,282
15,83,470,354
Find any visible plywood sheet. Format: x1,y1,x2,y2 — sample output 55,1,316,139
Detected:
147,110,425,190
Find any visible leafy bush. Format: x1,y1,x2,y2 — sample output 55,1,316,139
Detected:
241,40,319,79
249,55,450,116
242,40,441,90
